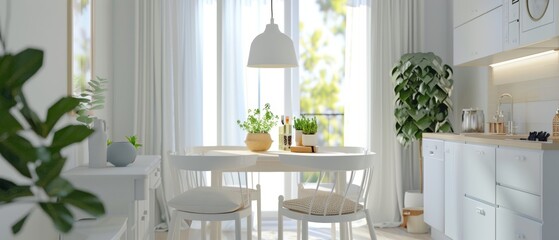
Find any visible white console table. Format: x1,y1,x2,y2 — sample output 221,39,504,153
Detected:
64,155,161,240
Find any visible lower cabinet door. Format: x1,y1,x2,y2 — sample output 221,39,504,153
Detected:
497,207,541,240
464,197,495,240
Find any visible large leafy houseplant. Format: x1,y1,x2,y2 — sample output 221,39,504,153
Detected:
0,46,105,234
391,52,454,190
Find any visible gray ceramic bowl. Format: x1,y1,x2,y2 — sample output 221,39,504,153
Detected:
107,142,137,167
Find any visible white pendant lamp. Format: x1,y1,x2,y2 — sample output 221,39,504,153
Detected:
247,0,298,68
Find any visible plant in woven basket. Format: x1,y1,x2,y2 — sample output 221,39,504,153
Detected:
237,103,279,151
391,52,454,191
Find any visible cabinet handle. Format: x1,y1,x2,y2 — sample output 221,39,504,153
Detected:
429,151,435,155
141,216,145,221
475,207,485,216
516,233,526,239
514,155,526,161
477,150,485,156
144,210,148,215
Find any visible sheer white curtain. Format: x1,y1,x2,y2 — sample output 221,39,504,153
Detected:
221,0,250,145
367,0,423,226
134,0,204,207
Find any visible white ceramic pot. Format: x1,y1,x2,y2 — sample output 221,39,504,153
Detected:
245,133,273,151
107,142,137,167
302,134,318,146
295,130,303,146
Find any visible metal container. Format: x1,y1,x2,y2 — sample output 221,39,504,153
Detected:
462,108,484,133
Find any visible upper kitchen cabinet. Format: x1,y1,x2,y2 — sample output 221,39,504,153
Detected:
454,6,504,65
454,0,503,28
454,0,559,66
519,0,555,45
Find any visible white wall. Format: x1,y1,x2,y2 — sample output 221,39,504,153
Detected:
93,0,114,139
0,0,69,239
111,0,136,141
446,0,491,133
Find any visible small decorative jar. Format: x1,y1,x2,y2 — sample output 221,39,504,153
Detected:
107,142,137,167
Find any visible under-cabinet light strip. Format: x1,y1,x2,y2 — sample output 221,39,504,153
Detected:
490,50,558,67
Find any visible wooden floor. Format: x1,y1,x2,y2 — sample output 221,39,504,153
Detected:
156,219,431,240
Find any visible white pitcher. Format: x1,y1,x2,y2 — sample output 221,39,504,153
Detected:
88,118,108,168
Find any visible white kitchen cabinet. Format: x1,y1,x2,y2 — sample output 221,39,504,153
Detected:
454,0,503,27
454,6,504,65
444,141,463,240
463,144,496,204
423,139,445,232
519,0,556,45
496,147,542,195
64,156,161,240
463,197,496,240
497,207,542,240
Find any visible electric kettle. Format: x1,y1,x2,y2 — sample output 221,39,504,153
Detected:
462,108,484,133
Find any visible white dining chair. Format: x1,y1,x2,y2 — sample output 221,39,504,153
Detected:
277,150,377,240
167,153,257,240
189,146,263,240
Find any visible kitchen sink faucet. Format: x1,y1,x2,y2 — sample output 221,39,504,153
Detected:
497,93,514,135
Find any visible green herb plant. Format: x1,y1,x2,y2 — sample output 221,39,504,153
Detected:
237,103,279,133
293,116,306,131
125,135,143,150
74,76,108,127
302,116,318,135
107,136,142,150
0,47,105,234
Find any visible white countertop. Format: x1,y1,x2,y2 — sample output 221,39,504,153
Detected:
64,155,161,178
423,133,559,150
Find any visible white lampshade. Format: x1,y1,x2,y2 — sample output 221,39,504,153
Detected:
247,21,298,68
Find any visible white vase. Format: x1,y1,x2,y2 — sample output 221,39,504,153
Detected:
88,118,108,168
302,134,318,147
107,142,137,167
295,130,303,146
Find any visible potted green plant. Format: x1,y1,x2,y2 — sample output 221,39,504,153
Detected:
293,116,306,146
0,47,105,234
237,103,279,151
391,52,454,191
74,76,109,168
106,135,142,167
301,116,318,146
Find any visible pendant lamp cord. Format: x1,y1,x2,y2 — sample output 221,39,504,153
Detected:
271,0,274,22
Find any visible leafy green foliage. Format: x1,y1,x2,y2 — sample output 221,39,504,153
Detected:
391,52,454,146
125,135,142,150
237,103,279,133
293,116,306,130
0,48,105,234
74,76,108,126
301,116,318,135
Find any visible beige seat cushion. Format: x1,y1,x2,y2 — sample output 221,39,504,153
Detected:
283,194,363,216
169,187,249,214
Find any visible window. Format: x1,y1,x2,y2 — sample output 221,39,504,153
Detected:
199,0,366,215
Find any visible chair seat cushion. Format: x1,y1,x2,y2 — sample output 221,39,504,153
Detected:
168,187,249,214
283,194,363,216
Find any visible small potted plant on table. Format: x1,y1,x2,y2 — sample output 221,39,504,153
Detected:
237,103,279,151
293,116,306,146
302,116,318,146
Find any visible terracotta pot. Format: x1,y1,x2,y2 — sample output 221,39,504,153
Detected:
245,133,273,151
302,134,318,146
